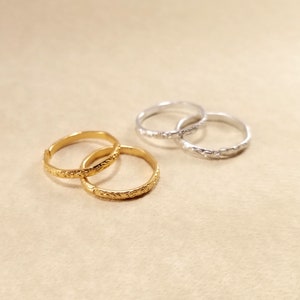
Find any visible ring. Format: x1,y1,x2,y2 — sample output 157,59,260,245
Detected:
176,112,251,159
43,131,121,178
80,145,160,200
136,101,207,139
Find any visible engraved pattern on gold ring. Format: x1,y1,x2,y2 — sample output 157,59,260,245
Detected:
80,145,160,201
43,131,121,178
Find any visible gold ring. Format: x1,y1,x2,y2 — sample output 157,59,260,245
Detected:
80,145,160,200
43,131,121,178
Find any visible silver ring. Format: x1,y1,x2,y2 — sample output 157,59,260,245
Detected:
176,112,251,159
136,101,207,139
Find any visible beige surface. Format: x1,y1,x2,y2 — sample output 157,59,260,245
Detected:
1,1,300,299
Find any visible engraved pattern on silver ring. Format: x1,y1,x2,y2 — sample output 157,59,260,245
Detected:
136,101,207,139
175,112,251,159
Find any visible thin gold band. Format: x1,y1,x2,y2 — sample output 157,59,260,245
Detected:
43,131,121,178
80,145,160,200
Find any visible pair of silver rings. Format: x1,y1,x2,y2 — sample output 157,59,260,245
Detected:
136,101,251,159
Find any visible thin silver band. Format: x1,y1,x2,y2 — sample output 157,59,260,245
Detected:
136,101,207,139
176,112,251,159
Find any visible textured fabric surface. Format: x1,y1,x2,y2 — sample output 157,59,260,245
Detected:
1,1,299,299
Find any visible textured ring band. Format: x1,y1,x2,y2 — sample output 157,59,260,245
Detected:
136,101,207,139
43,131,121,178
80,145,160,200
176,112,251,159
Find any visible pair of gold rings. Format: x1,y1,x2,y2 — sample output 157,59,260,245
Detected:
43,131,160,200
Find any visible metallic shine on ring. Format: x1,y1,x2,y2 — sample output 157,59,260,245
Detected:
136,101,207,139
176,112,251,159
80,145,160,200
43,131,121,178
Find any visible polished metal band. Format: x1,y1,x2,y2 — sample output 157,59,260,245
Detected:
80,145,160,200
176,112,251,159
136,101,207,139
43,131,120,178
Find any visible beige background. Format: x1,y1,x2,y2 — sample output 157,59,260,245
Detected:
1,0,300,299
